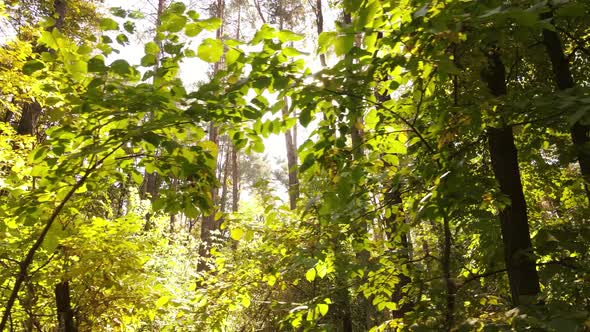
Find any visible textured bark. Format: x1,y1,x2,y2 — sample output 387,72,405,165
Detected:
483,50,540,306
198,123,220,273
55,281,76,332
541,12,590,203
16,102,42,136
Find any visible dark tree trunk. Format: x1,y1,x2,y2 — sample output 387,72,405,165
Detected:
17,102,42,136
383,188,413,319
314,0,326,67
541,12,590,202
483,50,540,306
16,0,66,136
55,281,76,332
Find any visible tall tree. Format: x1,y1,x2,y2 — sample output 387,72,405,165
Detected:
482,49,540,305
541,9,590,203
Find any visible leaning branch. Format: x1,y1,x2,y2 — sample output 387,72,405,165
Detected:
0,143,124,331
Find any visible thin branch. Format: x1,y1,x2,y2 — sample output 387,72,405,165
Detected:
0,143,124,331
322,88,436,153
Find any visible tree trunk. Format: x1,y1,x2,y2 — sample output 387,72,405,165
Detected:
231,144,239,212
55,281,76,332
541,12,590,203
16,0,66,137
314,0,326,67
198,123,220,273
283,102,299,210
483,50,540,306
16,102,42,136
383,188,413,319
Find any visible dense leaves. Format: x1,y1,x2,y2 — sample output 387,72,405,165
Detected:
0,0,589,331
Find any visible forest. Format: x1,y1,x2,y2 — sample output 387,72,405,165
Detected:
0,0,589,330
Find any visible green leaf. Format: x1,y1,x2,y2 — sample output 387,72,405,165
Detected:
110,7,127,18
167,2,186,14
225,48,240,66
124,21,135,33
22,60,45,75
230,228,244,241
39,30,58,49
357,0,380,28
110,59,133,76
277,30,304,43
141,54,157,66
334,34,355,56
161,13,187,33
197,38,223,63
145,41,160,55
318,31,337,54
317,303,329,316
199,18,222,31
156,295,170,308
299,108,312,127
305,268,316,282
116,34,129,45
100,18,119,31
184,202,199,218
185,22,202,37
88,57,107,73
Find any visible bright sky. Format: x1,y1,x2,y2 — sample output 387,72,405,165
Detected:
101,0,334,167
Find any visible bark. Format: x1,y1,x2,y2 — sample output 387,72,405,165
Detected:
197,123,220,273
483,50,540,306
541,12,590,202
16,0,66,136
314,0,326,67
141,0,167,200
278,15,299,211
383,188,413,319
231,144,239,212
253,0,267,24
219,140,230,213
16,102,42,136
55,281,76,332
284,126,299,210
442,215,454,331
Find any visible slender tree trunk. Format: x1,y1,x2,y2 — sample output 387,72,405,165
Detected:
141,0,167,200
55,281,76,332
314,0,326,67
441,214,455,331
278,13,299,211
231,144,239,212
383,187,413,319
283,103,299,210
198,0,225,274
483,50,540,306
219,141,230,213
541,12,590,203
198,123,220,273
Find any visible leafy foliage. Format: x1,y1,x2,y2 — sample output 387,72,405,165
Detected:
0,0,589,331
